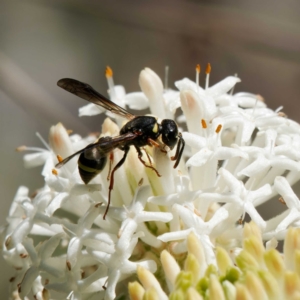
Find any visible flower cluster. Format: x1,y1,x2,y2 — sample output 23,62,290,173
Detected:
2,65,300,300
129,222,300,299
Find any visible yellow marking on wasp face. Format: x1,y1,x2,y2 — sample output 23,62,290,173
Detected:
152,123,158,133
78,161,98,173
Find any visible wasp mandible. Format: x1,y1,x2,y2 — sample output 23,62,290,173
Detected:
55,78,185,219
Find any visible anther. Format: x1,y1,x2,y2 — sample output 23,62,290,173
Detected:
215,124,222,133
138,178,144,186
57,154,63,163
196,64,200,87
205,63,211,89
16,145,27,152
205,63,211,74
279,197,286,205
52,169,58,176
201,119,207,129
105,66,113,78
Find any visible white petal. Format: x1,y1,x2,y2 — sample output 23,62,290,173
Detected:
182,132,206,149
136,212,173,223
45,192,69,216
186,148,213,167
274,176,300,210
211,147,248,161
19,266,39,298
139,68,165,118
23,152,50,168
206,76,241,97
67,237,82,268
158,228,192,242
275,208,300,232
237,155,271,177
124,92,149,110
79,103,105,116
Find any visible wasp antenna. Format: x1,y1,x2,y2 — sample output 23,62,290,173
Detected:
173,133,185,169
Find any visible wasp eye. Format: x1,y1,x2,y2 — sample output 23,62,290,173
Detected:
161,119,178,149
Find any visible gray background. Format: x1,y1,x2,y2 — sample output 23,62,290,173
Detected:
1,0,300,298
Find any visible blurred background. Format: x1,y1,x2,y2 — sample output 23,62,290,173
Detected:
1,0,300,297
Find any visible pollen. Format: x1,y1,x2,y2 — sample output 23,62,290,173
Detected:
105,66,113,78
215,124,222,133
205,63,211,74
67,129,73,135
201,119,207,129
196,64,201,74
52,169,58,175
57,154,63,163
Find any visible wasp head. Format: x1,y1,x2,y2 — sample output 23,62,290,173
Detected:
161,119,179,149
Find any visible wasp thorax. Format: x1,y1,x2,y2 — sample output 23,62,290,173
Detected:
161,119,178,149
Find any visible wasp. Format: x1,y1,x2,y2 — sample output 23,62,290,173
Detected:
55,78,185,219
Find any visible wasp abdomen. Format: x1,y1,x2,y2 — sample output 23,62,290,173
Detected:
78,147,107,184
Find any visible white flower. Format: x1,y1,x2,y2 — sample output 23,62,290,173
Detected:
5,65,300,299
158,203,228,265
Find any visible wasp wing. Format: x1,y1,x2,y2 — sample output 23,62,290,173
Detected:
57,78,135,120
55,132,138,168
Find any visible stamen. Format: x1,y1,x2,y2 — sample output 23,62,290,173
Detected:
215,124,222,133
105,66,113,78
57,154,63,163
105,66,116,98
16,145,47,152
201,119,207,129
196,64,200,88
67,129,73,135
52,169,58,175
205,63,211,90
36,132,51,151
164,66,169,90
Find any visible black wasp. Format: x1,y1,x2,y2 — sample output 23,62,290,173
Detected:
55,78,185,219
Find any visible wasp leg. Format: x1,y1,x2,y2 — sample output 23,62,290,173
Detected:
107,151,114,181
148,138,168,154
103,147,129,220
142,147,152,166
135,146,161,177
